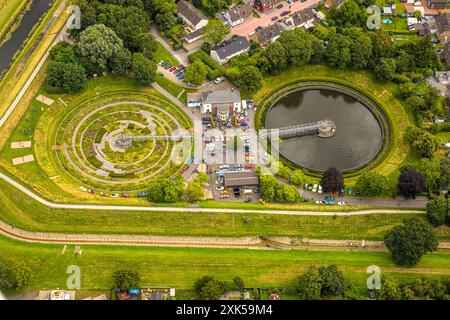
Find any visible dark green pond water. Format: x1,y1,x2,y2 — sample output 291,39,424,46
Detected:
265,89,383,172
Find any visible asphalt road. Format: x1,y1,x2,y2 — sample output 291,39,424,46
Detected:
231,0,321,38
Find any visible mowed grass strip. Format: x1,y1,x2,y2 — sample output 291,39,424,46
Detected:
1,235,450,294
0,179,449,240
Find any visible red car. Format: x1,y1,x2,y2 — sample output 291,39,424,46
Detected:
121,193,130,198
169,67,176,72
178,64,184,68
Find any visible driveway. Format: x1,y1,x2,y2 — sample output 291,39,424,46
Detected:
150,26,190,66
231,0,321,38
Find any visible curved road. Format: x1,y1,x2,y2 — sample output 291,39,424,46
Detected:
0,172,424,215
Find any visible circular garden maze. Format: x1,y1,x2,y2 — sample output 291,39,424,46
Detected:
53,92,192,191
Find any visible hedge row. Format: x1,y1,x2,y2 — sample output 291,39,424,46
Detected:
187,50,224,80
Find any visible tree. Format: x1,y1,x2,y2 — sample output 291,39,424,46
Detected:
112,269,140,290
196,172,209,184
414,35,438,69
184,60,208,85
147,178,183,202
259,174,281,202
76,24,124,71
185,180,204,201
325,34,352,68
384,217,439,266
146,0,178,32
278,28,313,66
204,19,229,46
411,158,445,193
355,171,388,196
109,49,132,75
377,280,402,300
374,58,396,81
295,266,323,300
265,41,287,75
46,42,86,92
290,169,306,187
194,276,227,300
370,30,394,59
238,66,263,92
318,265,345,297
12,263,32,289
397,168,425,198
277,162,291,180
320,167,344,193
396,82,416,99
0,264,16,290
47,61,87,92
426,196,448,227
282,185,301,203
405,96,426,113
328,0,367,29
412,131,438,158
131,52,157,85
233,276,245,292
344,28,373,69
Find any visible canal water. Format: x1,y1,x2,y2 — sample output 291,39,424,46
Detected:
0,0,54,75
265,89,383,172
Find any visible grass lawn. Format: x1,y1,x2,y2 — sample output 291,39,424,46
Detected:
1,178,450,239
1,234,450,298
153,42,179,66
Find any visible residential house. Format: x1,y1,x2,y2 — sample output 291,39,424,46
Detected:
428,0,448,9
280,8,315,30
255,23,282,45
184,27,205,44
435,13,450,43
224,3,254,27
210,36,251,65
177,0,208,31
254,0,281,13
188,89,242,121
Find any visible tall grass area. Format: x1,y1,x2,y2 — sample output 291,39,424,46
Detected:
1,235,449,298
0,0,29,42
0,178,448,239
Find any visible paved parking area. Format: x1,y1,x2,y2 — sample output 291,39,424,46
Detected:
231,0,321,38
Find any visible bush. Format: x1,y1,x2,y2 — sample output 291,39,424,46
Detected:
355,171,388,196
112,269,140,290
426,196,448,227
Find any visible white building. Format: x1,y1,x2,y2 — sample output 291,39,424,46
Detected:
210,36,251,65
188,89,242,121
223,3,254,27
177,0,208,31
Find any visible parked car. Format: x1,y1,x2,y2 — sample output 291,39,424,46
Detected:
216,185,225,191
121,193,130,198
89,189,95,194
337,201,347,206
255,26,263,32
244,197,252,203
304,183,308,190
277,4,283,9
79,186,88,192
214,76,225,84
137,192,149,197
169,67,176,72
315,200,324,205
164,64,172,69
100,192,108,197
281,11,289,16
312,184,318,192
271,16,279,21
318,185,323,194
110,193,119,198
